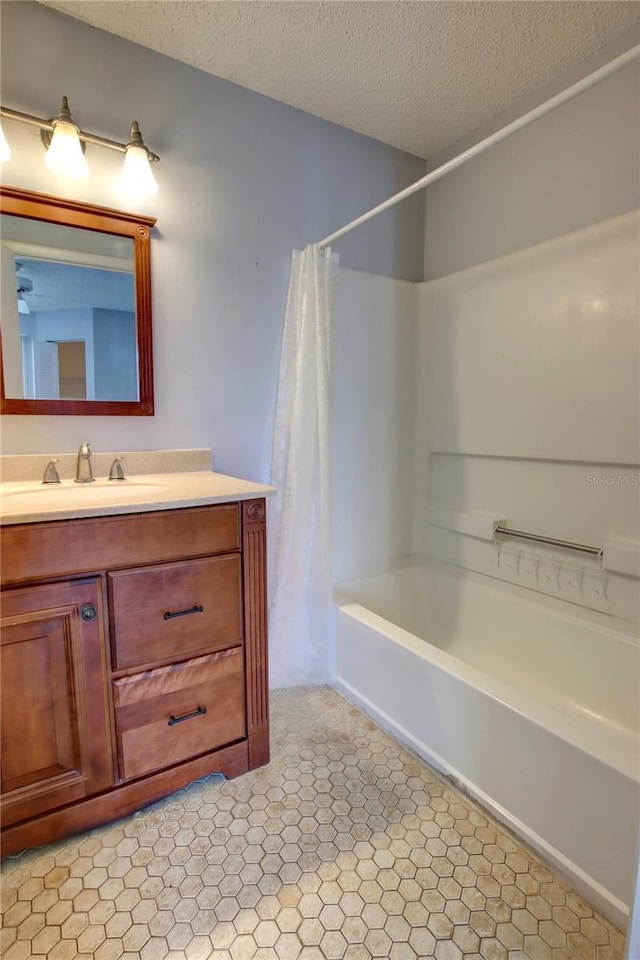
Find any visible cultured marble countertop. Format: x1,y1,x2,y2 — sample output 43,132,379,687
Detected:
0,471,275,525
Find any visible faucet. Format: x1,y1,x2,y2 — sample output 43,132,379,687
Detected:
75,442,95,483
42,459,61,484
109,456,126,481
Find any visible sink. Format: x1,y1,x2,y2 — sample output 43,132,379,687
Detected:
2,480,169,507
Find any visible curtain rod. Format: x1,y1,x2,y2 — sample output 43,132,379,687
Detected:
318,43,640,249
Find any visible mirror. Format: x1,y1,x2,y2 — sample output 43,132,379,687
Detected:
0,186,156,415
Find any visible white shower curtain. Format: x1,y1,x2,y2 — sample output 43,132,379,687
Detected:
268,244,335,688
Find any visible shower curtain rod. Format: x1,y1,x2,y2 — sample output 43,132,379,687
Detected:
318,43,640,249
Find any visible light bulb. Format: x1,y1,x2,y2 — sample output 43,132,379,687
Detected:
0,123,11,163
45,119,89,178
120,144,158,198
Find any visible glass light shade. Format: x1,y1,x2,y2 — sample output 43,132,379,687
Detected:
17,293,30,315
120,145,158,197
0,123,11,162
45,119,89,178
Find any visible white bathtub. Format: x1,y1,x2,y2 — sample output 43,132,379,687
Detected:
334,559,640,928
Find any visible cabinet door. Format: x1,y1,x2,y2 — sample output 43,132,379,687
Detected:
1,579,113,828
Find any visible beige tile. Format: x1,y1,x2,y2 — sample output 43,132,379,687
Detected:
470,909,497,938
435,939,463,960
479,937,508,960
16,910,46,941
580,916,610,946
524,933,553,960
452,923,481,953
567,931,598,960
512,907,539,935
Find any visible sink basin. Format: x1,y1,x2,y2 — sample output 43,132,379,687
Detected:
2,480,169,507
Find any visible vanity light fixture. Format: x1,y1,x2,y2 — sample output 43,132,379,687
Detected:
119,122,158,197
0,96,160,197
42,97,89,179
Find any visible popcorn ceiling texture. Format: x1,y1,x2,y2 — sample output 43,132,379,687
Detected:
38,1,639,159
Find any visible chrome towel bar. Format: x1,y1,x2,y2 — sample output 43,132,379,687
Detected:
494,526,603,557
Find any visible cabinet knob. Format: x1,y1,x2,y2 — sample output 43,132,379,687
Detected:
81,604,97,622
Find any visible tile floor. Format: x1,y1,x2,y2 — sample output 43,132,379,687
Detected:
1,687,626,960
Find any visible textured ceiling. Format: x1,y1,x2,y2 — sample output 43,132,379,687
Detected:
39,1,639,159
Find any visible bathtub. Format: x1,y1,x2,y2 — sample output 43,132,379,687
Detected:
334,558,639,928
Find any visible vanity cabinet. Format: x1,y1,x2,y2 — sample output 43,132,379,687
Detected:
0,498,269,856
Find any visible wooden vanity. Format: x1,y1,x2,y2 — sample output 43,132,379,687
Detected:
0,495,269,856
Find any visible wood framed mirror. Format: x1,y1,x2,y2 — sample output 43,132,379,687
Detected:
0,186,156,416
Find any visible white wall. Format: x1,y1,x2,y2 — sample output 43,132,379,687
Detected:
414,211,640,623
0,1,425,477
332,268,415,583
424,44,640,280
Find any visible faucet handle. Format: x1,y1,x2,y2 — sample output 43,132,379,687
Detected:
109,456,126,481
42,459,61,484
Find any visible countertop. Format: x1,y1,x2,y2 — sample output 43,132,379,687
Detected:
0,470,275,525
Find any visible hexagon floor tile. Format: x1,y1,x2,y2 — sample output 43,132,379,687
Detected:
1,687,626,959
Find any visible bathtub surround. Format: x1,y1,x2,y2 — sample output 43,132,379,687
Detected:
414,210,640,625
0,687,626,960
332,268,416,584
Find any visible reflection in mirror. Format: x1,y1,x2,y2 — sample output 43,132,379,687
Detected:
1,215,137,401
0,186,156,416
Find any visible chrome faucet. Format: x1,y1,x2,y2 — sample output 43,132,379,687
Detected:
75,442,95,483
42,459,61,484
109,456,126,480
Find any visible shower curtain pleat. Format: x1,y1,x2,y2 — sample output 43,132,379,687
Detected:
268,244,335,688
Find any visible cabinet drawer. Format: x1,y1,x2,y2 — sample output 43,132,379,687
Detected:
113,648,245,781
109,554,242,669
1,504,240,586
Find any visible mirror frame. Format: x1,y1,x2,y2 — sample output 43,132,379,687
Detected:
0,185,156,416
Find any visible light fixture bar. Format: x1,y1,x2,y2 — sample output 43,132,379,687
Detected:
0,104,160,162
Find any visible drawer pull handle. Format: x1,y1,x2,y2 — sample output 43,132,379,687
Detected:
163,604,204,621
168,705,207,727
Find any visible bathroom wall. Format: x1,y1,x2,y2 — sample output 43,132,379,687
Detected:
423,36,640,280
0,1,426,478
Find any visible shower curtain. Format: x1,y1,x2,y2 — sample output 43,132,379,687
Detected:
268,244,336,688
